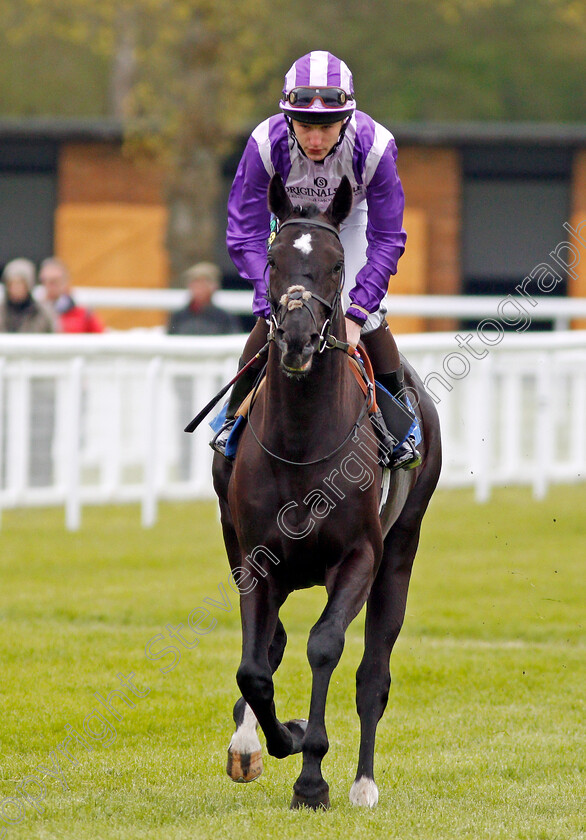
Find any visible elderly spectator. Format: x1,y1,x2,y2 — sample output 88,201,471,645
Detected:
39,257,104,333
167,262,241,336
0,258,55,333
0,259,56,487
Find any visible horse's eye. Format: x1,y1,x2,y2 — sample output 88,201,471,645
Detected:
333,261,344,274
267,255,276,269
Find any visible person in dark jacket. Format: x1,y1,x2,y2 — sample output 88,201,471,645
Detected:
0,258,55,333
168,263,241,480
167,262,241,336
0,258,56,487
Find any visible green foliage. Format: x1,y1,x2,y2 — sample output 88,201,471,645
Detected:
1,0,585,127
0,485,584,838
0,26,110,117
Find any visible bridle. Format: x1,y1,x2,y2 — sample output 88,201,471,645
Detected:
266,217,350,354
245,215,372,466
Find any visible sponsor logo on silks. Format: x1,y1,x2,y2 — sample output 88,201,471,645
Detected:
286,183,362,201
314,176,327,188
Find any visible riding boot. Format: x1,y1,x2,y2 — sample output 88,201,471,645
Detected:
210,360,263,457
368,409,397,468
376,366,422,470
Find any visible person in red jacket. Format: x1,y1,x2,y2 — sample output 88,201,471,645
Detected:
39,257,104,333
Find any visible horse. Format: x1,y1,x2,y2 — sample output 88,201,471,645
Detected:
212,173,442,810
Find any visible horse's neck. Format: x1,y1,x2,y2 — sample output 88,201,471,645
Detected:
263,344,355,451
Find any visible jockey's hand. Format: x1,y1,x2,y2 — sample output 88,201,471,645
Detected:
344,317,362,350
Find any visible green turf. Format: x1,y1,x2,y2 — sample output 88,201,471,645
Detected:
0,485,584,839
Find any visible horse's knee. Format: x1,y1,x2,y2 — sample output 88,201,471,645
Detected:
307,624,344,671
236,661,273,704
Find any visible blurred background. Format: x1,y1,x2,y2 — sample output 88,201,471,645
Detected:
0,0,585,524
1,0,585,328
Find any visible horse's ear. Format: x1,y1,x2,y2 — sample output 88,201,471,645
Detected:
325,175,353,228
268,173,294,221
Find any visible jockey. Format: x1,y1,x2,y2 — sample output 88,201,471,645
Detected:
213,50,421,470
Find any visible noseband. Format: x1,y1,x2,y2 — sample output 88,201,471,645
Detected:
267,217,349,353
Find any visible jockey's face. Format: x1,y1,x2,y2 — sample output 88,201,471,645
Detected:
291,119,345,162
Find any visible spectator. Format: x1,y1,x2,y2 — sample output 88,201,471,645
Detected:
167,263,240,481
0,258,55,333
167,262,241,336
0,259,56,487
39,257,104,333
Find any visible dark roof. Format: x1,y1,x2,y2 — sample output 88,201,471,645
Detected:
0,117,123,143
1,117,586,147
391,121,586,146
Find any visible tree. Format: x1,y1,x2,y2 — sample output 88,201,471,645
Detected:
0,0,282,282
2,0,585,282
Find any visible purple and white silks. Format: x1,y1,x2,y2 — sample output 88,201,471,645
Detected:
226,110,407,328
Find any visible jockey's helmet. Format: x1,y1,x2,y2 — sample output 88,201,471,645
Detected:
280,51,356,125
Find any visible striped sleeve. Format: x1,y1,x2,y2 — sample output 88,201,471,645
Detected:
348,119,407,318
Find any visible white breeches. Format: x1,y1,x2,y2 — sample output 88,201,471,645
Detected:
340,207,387,334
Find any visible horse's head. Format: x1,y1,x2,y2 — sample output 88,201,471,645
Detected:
266,173,353,376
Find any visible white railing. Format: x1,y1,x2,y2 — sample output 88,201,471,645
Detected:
1,330,585,529
21,286,586,331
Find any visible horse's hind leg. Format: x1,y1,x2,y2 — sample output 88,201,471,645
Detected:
227,618,288,782
351,518,422,807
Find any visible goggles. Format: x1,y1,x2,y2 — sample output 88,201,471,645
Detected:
286,86,352,108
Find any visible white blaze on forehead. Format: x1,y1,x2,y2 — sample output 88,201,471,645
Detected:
293,233,313,255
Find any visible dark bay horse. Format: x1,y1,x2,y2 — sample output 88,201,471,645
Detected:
212,173,442,809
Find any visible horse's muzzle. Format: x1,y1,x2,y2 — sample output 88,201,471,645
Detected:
276,329,319,376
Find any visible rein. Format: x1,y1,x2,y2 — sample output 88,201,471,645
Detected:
246,364,372,466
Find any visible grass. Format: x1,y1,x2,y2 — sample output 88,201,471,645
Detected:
0,485,584,839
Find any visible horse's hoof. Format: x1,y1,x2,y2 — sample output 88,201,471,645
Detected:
290,789,330,810
226,748,263,783
284,719,308,753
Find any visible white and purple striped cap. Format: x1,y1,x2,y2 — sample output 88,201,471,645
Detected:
280,51,356,123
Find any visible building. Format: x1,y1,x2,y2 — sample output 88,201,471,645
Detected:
0,118,167,329
1,118,585,330
392,122,586,331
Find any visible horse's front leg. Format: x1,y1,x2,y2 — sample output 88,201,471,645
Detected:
227,618,288,782
291,546,376,810
236,580,305,762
